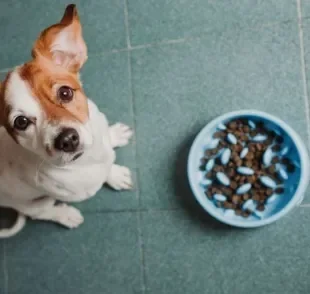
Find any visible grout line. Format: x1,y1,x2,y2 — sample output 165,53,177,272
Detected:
127,42,147,294
137,209,147,294
91,47,129,56
0,18,302,74
296,0,310,149
74,204,310,214
3,241,8,294
78,207,181,215
123,0,132,49
0,68,11,74
129,36,201,51
123,0,146,291
127,40,147,294
0,18,299,73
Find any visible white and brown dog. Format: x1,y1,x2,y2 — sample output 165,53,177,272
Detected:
0,4,133,237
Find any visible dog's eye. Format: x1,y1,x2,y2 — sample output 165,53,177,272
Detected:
14,116,30,131
57,86,74,102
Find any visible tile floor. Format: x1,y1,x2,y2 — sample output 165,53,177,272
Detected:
1,1,310,293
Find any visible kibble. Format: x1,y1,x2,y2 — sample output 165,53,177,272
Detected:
227,168,236,178
236,183,252,194
216,172,230,186
205,159,215,171
221,148,231,165
200,178,212,187
213,194,227,202
230,181,238,190
224,209,235,217
262,148,273,166
240,147,249,159
280,146,289,157
252,134,267,142
278,167,288,180
248,120,256,129
267,194,278,204
243,194,250,201
227,133,237,145
260,176,277,189
228,121,238,130
214,131,226,139
217,123,227,130
237,166,255,175
243,199,255,210
232,195,240,204
199,118,298,218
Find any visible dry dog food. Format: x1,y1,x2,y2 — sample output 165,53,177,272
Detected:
200,119,297,219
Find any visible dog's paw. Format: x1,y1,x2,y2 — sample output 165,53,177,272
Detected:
109,123,133,148
107,164,133,190
55,204,84,229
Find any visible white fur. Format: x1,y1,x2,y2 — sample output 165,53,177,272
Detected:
6,70,42,118
0,72,133,237
5,72,93,165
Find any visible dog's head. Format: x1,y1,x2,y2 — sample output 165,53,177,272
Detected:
0,4,92,165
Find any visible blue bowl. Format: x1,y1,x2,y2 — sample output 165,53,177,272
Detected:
188,110,310,228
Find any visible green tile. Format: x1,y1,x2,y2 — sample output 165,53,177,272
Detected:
77,0,126,54
302,18,310,107
0,242,5,294
301,0,310,17
6,213,142,294
142,208,310,294
131,23,307,209
76,52,138,212
300,17,310,203
128,0,297,46
0,71,8,81
0,1,126,69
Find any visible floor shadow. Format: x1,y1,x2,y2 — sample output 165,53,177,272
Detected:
173,133,234,232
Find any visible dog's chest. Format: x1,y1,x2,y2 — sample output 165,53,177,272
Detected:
37,160,112,201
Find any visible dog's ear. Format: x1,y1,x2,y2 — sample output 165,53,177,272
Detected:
32,4,87,72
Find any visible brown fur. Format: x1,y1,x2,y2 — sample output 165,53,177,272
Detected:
19,59,89,123
32,4,87,73
1,4,89,130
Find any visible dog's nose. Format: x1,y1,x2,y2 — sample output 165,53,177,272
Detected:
54,128,79,153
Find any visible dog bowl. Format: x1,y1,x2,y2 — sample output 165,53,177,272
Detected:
187,110,310,228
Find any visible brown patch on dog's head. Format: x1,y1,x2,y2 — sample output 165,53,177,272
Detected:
19,4,89,124
0,5,92,163
19,59,88,123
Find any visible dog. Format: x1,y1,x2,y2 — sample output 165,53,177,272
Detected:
0,4,133,237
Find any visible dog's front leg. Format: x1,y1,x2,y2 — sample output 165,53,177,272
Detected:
15,196,84,229
106,164,133,190
109,123,133,148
